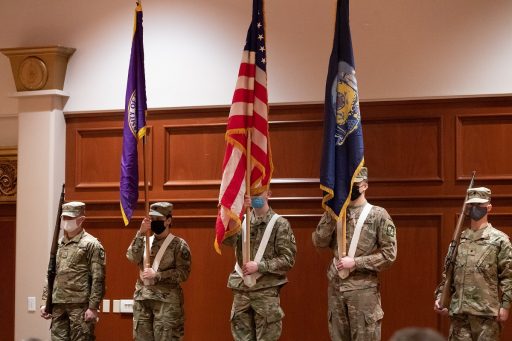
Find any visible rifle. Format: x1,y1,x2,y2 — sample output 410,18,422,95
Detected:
44,184,65,314
439,171,476,309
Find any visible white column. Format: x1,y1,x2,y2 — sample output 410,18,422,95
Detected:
13,90,67,341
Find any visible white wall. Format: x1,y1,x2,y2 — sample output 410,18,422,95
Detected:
1,0,512,121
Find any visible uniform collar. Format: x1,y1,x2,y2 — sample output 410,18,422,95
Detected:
250,207,275,225
348,199,368,209
462,223,492,241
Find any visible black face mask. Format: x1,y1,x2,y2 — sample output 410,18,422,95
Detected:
351,185,362,201
469,206,487,221
151,220,166,235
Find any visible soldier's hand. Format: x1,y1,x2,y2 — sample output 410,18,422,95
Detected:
84,308,98,322
139,217,151,234
434,299,448,316
336,257,355,270
244,195,252,208
497,307,509,322
142,267,157,280
242,261,258,275
40,305,52,320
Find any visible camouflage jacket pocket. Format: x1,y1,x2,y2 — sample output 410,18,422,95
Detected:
476,243,499,279
364,306,384,325
70,246,88,266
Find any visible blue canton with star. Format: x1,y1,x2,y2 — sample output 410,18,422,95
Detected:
244,1,267,71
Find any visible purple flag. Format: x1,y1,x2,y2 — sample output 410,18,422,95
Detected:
120,2,147,225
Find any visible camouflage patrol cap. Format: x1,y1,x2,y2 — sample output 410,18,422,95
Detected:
354,167,368,182
149,202,173,217
465,187,491,204
61,201,85,218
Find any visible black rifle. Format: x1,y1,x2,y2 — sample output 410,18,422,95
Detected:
44,184,65,314
439,171,476,309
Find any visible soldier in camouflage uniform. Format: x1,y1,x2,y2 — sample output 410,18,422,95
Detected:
40,201,106,341
126,202,191,341
435,187,512,341
222,190,297,341
312,167,397,341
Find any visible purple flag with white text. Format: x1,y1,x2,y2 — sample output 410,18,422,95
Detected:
120,2,147,225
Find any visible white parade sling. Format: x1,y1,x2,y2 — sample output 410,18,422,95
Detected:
141,232,175,285
338,203,373,279
235,213,280,287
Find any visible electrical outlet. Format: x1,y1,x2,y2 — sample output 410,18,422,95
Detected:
112,300,120,313
27,297,36,312
102,299,110,313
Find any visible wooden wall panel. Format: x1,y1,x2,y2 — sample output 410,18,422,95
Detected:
64,96,512,340
380,215,443,337
456,113,512,180
75,127,153,189
164,123,225,186
364,117,442,182
270,120,323,181
0,204,16,341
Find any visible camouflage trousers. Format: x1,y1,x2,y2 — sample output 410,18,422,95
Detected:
50,303,96,341
230,287,285,341
449,314,501,341
133,299,184,341
328,285,383,341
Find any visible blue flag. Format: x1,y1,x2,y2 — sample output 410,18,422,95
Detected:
320,0,364,220
120,2,147,225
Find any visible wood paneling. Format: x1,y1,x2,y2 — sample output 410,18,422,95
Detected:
64,96,512,340
456,113,512,180
364,116,443,182
0,203,16,341
380,215,443,333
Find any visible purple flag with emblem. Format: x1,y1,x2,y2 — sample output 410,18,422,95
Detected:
120,2,147,225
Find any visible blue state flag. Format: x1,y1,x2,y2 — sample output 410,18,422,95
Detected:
120,2,147,225
320,0,364,220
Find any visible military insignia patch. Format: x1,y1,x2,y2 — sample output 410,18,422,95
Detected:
385,222,396,237
181,248,190,261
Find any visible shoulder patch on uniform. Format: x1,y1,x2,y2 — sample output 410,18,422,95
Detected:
181,247,190,261
385,220,396,237
99,249,105,260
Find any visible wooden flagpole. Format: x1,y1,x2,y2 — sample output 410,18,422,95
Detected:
337,210,349,278
244,129,252,267
242,50,256,287
142,134,151,269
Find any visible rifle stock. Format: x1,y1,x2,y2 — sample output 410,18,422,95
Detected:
439,171,476,309
44,184,65,314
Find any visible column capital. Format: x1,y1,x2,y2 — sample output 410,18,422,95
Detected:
1,46,75,92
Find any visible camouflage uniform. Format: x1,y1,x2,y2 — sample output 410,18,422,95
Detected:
126,231,191,341
435,224,512,341
223,208,297,341
313,200,397,341
42,230,106,341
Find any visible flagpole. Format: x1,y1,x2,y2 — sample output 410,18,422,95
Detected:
244,129,252,266
337,210,349,278
142,134,151,269
243,128,256,287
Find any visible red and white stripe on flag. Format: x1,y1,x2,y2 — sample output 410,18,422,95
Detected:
214,50,273,253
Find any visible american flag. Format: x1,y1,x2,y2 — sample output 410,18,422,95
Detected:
215,0,273,253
